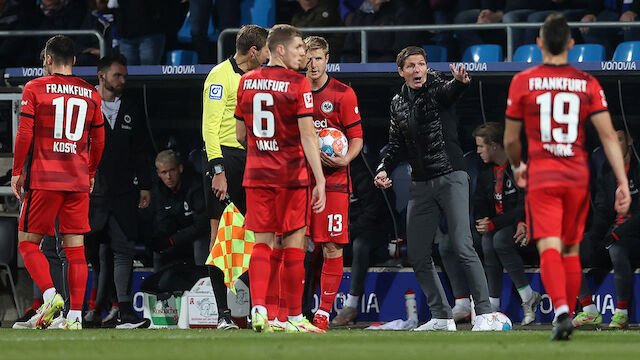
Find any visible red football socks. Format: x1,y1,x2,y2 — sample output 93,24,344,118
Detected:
65,245,87,311
249,243,272,307
277,258,288,322
319,256,344,313
563,255,582,316
540,248,568,311
18,241,54,294
282,247,305,317
266,248,283,320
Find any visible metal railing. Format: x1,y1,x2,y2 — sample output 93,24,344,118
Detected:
0,29,106,59
218,21,640,64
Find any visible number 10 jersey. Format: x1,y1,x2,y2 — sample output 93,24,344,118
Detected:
505,64,608,190
235,66,314,188
14,74,105,193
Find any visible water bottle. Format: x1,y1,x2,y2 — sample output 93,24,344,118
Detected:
404,289,418,322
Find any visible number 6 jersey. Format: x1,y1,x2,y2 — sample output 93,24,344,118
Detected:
235,66,313,188
505,64,608,190
13,74,105,193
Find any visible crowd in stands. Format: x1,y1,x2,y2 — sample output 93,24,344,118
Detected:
3,0,640,67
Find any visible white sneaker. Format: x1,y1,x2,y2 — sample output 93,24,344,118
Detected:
413,318,456,331
47,314,67,330
472,312,513,331
452,304,472,323
521,291,542,326
12,310,42,329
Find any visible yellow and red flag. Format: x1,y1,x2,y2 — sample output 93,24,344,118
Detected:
205,202,254,294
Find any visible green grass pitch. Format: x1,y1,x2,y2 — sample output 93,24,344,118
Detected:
1,329,640,360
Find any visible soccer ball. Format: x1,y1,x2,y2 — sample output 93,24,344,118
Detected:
318,127,348,157
486,312,513,331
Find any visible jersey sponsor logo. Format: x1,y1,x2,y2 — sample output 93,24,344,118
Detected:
304,92,313,108
323,291,336,296
21,100,28,106
209,84,223,100
329,232,342,237
53,141,77,154
313,118,328,129
321,100,333,113
354,106,359,114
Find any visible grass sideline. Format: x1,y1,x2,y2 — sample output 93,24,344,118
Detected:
1,329,640,360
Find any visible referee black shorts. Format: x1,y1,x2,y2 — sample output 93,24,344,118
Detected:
202,146,247,220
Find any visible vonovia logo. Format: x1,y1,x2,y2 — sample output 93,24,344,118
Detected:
321,100,334,113
209,84,223,100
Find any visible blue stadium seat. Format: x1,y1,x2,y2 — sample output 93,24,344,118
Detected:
612,41,640,61
177,11,218,43
462,44,503,62
166,50,199,65
422,45,447,62
513,44,541,63
568,44,605,62
240,0,276,28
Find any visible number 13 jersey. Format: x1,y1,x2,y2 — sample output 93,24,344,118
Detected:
14,74,105,193
506,64,608,190
235,66,314,188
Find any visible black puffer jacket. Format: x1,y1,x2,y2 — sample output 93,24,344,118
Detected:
377,69,469,181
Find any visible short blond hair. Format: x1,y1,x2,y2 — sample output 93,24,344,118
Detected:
267,24,303,54
304,36,329,56
155,149,180,166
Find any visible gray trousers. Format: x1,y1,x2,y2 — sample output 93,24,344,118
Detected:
481,225,529,298
407,171,491,318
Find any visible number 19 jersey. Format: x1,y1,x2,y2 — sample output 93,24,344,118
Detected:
14,75,105,193
505,64,608,190
235,66,314,188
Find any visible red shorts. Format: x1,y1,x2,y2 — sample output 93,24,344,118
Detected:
245,187,309,233
311,191,349,244
19,190,90,236
526,187,590,245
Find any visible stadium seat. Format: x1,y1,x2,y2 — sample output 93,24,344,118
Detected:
462,44,503,62
166,50,199,65
422,45,447,62
177,11,218,43
612,41,640,61
513,44,542,63
568,44,605,62
240,0,276,28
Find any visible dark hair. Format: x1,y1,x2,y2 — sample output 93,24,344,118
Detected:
97,53,127,73
44,35,75,65
472,122,504,146
236,25,269,55
267,24,303,54
540,13,571,55
396,46,427,69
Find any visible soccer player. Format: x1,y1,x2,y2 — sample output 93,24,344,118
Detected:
504,14,631,340
202,24,269,330
235,24,326,333
12,35,105,330
303,36,364,330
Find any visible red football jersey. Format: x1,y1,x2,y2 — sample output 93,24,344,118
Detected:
13,75,105,193
312,77,362,193
235,66,313,188
506,64,608,191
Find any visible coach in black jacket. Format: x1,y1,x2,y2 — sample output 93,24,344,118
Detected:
374,46,493,330
88,53,152,328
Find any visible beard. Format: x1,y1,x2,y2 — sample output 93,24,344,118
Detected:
105,82,124,97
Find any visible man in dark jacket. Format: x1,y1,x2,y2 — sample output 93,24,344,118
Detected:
472,122,541,325
574,129,639,329
580,0,640,58
374,46,495,331
151,149,240,330
87,53,152,329
76,0,116,66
